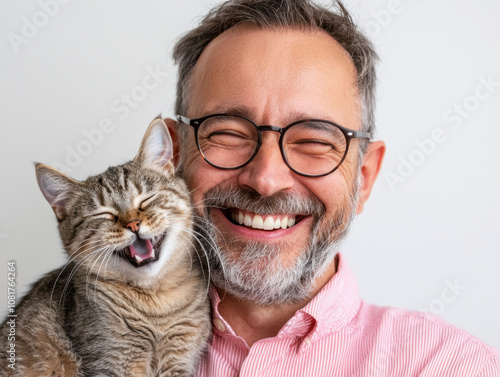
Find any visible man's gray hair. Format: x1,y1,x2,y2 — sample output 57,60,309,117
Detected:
172,0,378,153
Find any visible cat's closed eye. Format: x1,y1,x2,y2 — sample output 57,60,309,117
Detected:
91,211,118,221
139,194,156,211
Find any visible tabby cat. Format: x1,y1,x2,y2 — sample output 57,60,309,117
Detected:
0,118,211,377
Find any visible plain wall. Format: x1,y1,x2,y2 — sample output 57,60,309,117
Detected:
1,0,499,350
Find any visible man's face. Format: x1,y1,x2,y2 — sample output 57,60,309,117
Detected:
177,25,377,304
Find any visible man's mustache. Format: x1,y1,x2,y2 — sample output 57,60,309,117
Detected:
202,185,326,218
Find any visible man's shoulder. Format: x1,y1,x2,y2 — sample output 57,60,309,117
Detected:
356,301,496,352
344,301,500,375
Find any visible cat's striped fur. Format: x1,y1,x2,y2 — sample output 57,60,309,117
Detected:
0,118,211,376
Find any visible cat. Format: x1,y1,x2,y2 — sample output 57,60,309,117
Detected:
0,118,211,377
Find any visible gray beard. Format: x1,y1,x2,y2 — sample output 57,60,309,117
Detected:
194,181,360,306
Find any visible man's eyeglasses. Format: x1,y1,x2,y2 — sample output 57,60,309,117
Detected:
177,114,371,177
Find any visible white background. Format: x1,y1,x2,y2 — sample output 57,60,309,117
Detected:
1,0,499,350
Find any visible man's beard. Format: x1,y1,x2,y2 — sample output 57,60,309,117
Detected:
194,180,360,306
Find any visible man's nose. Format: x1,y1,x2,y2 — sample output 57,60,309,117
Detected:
237,133,294,196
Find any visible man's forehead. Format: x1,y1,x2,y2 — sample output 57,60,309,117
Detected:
187,23,361,129
197,23,354,72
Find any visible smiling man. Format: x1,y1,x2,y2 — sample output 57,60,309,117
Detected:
165,0,500,376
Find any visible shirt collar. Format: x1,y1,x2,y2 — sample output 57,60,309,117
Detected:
209,253,361,351
295,253,361,349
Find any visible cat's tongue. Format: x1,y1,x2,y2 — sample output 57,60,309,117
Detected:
128,238,154,259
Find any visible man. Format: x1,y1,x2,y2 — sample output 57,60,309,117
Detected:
165,0,500,375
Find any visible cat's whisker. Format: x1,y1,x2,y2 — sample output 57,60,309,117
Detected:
191,216,231,296
193,216,231,257
67,248,105,292
66,238,105,259
50,242,109,307
94,246,115,285
185,183,202,197
86,246,108,285
190,231,220,284
191,197,226,209
94,248,130,329
170,233,196,287
167,222,222,295
55,248,105,310
68,237,104,253
63,241,107,269
84,253,102,307
87,247,115,315
173,229,212,301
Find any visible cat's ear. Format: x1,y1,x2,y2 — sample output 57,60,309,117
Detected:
134,117,174,175
35,163,80,221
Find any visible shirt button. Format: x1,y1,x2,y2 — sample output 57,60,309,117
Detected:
214,318,226,332
304,338,311,346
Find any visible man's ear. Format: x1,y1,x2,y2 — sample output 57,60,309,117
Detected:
356,141,386,214
163,118,180,168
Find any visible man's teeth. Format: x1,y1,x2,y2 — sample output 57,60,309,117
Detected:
244,214,252,227
230,211,296,230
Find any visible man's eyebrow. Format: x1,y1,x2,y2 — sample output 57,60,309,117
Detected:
203,106,343,126
203,105,253,119
286,111,342,124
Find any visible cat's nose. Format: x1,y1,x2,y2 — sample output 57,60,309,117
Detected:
126,220,141,233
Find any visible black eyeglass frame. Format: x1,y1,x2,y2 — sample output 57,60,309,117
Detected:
177,113,371,178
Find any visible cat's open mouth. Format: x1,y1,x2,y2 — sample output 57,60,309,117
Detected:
118,234,165,268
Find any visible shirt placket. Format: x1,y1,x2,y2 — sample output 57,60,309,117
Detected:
238,336,299,377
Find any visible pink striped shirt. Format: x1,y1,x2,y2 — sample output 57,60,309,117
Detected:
196,254,500,376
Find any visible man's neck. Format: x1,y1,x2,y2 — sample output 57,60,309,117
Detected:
216,257,338,348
